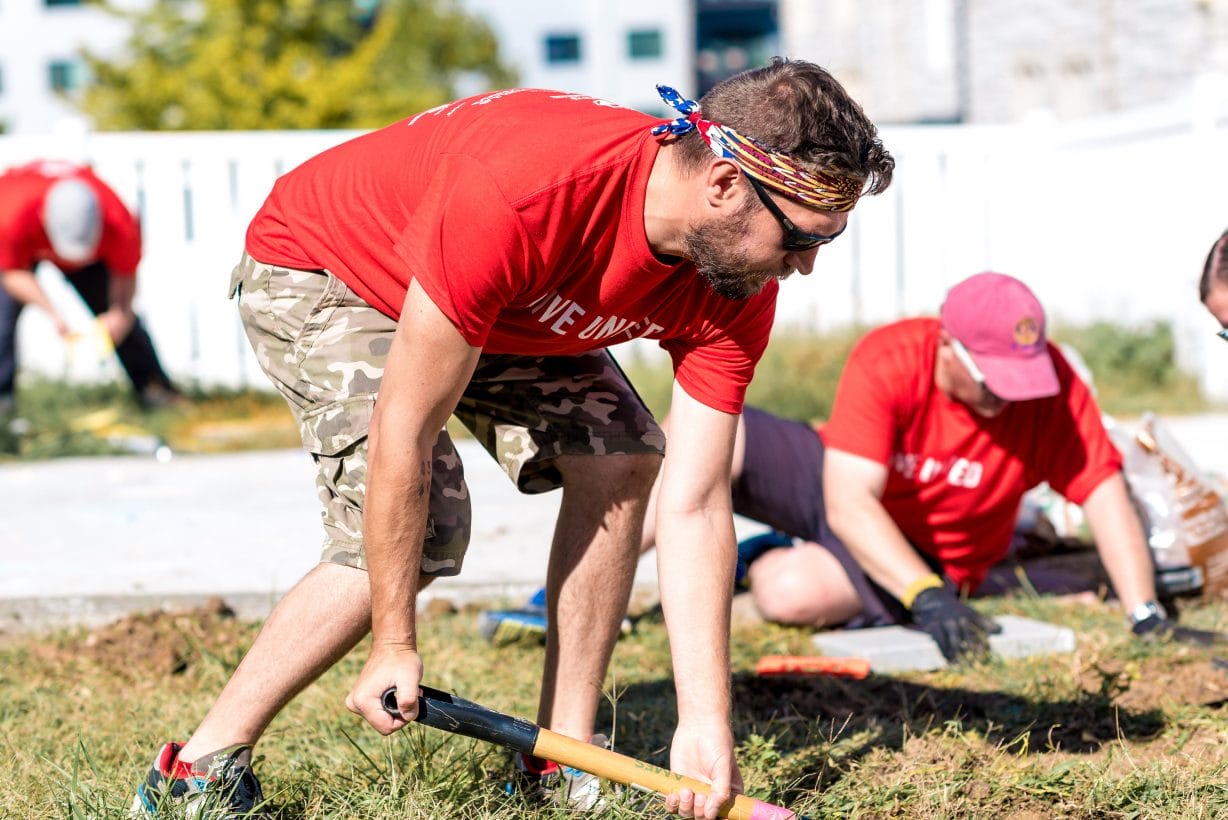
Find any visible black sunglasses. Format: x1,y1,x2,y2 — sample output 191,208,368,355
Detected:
745,174,845,252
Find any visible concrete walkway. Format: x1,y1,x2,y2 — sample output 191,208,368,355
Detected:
4,413,1227,631
0,439,673,631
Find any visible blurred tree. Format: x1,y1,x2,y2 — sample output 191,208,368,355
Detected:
79,0,517,130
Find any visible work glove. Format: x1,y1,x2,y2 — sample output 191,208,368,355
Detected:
909,585,1002,662
1132,613,1224,647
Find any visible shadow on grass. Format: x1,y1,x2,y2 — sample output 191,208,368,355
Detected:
601,671,1165,781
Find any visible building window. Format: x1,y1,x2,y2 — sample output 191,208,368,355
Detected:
49,60,84,93
628,29,663,60
544,34,581,65
45,0,84,6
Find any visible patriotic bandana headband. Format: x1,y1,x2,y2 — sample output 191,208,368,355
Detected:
650,84,862,213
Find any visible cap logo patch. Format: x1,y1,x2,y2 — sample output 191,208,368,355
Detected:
1012,316,1040,348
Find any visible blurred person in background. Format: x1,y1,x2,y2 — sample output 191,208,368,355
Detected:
0,159,183,425
644,272,1222,663
1198,228,1228,329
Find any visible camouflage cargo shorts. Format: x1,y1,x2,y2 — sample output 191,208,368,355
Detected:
229,253,665,576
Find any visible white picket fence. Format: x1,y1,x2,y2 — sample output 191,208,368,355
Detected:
3,87,1228,399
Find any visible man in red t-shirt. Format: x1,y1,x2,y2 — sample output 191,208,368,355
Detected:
131,61,895,819
711,273,1218,662
0,160,182,415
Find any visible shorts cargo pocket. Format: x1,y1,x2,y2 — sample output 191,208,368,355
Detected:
298,395,375,456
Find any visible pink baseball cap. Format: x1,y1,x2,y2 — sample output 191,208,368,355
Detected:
939,272,1059,401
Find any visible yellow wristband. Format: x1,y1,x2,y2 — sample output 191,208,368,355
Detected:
901,573,944,610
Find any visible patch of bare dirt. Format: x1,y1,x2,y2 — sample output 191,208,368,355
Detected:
1077,654,1228,710
69,597,247,677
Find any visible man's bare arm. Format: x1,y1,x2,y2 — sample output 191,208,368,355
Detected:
2,269,68,336
822,447,933,597
823,446,999,661
100,272,137,343
1081,472,1156,612
653,381,743,819
346,278,480,732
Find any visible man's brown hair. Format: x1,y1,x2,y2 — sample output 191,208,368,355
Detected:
1199,229,1228,303
673,57,894,197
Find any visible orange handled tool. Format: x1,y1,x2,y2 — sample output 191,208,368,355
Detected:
754,655,871,679
383,686,806,818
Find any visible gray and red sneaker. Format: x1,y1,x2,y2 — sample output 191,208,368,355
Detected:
505,734,612,811
131,742,266,818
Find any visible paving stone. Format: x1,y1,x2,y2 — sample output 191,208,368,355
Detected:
812,614,1076,672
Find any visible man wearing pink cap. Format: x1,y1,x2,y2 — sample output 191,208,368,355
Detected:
702,272,1216,661
0,159,182,419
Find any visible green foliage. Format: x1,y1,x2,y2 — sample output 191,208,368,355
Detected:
79,0,517,130
1051,320,1208,417
615,328,863,425
744,327,864,423
0,377,300,461
619,320,1209,424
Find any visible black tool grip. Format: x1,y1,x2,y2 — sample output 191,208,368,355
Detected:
381,685,540,755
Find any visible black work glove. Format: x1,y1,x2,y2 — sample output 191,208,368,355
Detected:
909,586,1002,662
1132,614,1224,647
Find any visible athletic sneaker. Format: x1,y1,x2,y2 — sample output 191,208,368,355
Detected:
505,735,611,810
735,530,795,589
131,742,267,818
480,589,633,646
479,608,550,646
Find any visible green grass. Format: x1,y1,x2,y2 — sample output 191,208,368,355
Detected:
0,377,301,460
3,593,1228,818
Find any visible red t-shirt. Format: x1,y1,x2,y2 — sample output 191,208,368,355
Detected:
819,317,1122,592
245,89,776,414
0,160,142,276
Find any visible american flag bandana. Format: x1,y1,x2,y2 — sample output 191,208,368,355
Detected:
650,84,862,213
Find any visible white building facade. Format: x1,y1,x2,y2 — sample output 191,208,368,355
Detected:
461,0,695,113
0,0,137,134
780,0,1228,124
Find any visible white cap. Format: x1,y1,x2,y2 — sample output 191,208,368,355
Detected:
42,178,102,263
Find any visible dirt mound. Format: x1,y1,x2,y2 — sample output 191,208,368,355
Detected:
75,597,244,677
1079,654,1228,711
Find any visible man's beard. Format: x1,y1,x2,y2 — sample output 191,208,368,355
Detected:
682,200,793,300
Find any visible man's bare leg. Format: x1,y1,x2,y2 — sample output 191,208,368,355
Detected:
537,453,661,740
178,563,378,760
746,543,862,627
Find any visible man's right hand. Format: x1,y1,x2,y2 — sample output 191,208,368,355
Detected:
909,586,1001,662
345,644,423,734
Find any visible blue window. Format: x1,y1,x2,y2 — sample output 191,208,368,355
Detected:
544,34,581,64
49,60,83,93
628,29,663,60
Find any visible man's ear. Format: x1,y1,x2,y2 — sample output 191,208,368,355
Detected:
702,158,744,210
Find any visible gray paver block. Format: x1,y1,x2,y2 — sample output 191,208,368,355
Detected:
812,614,1076,672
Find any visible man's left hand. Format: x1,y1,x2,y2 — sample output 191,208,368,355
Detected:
665,720,743,819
